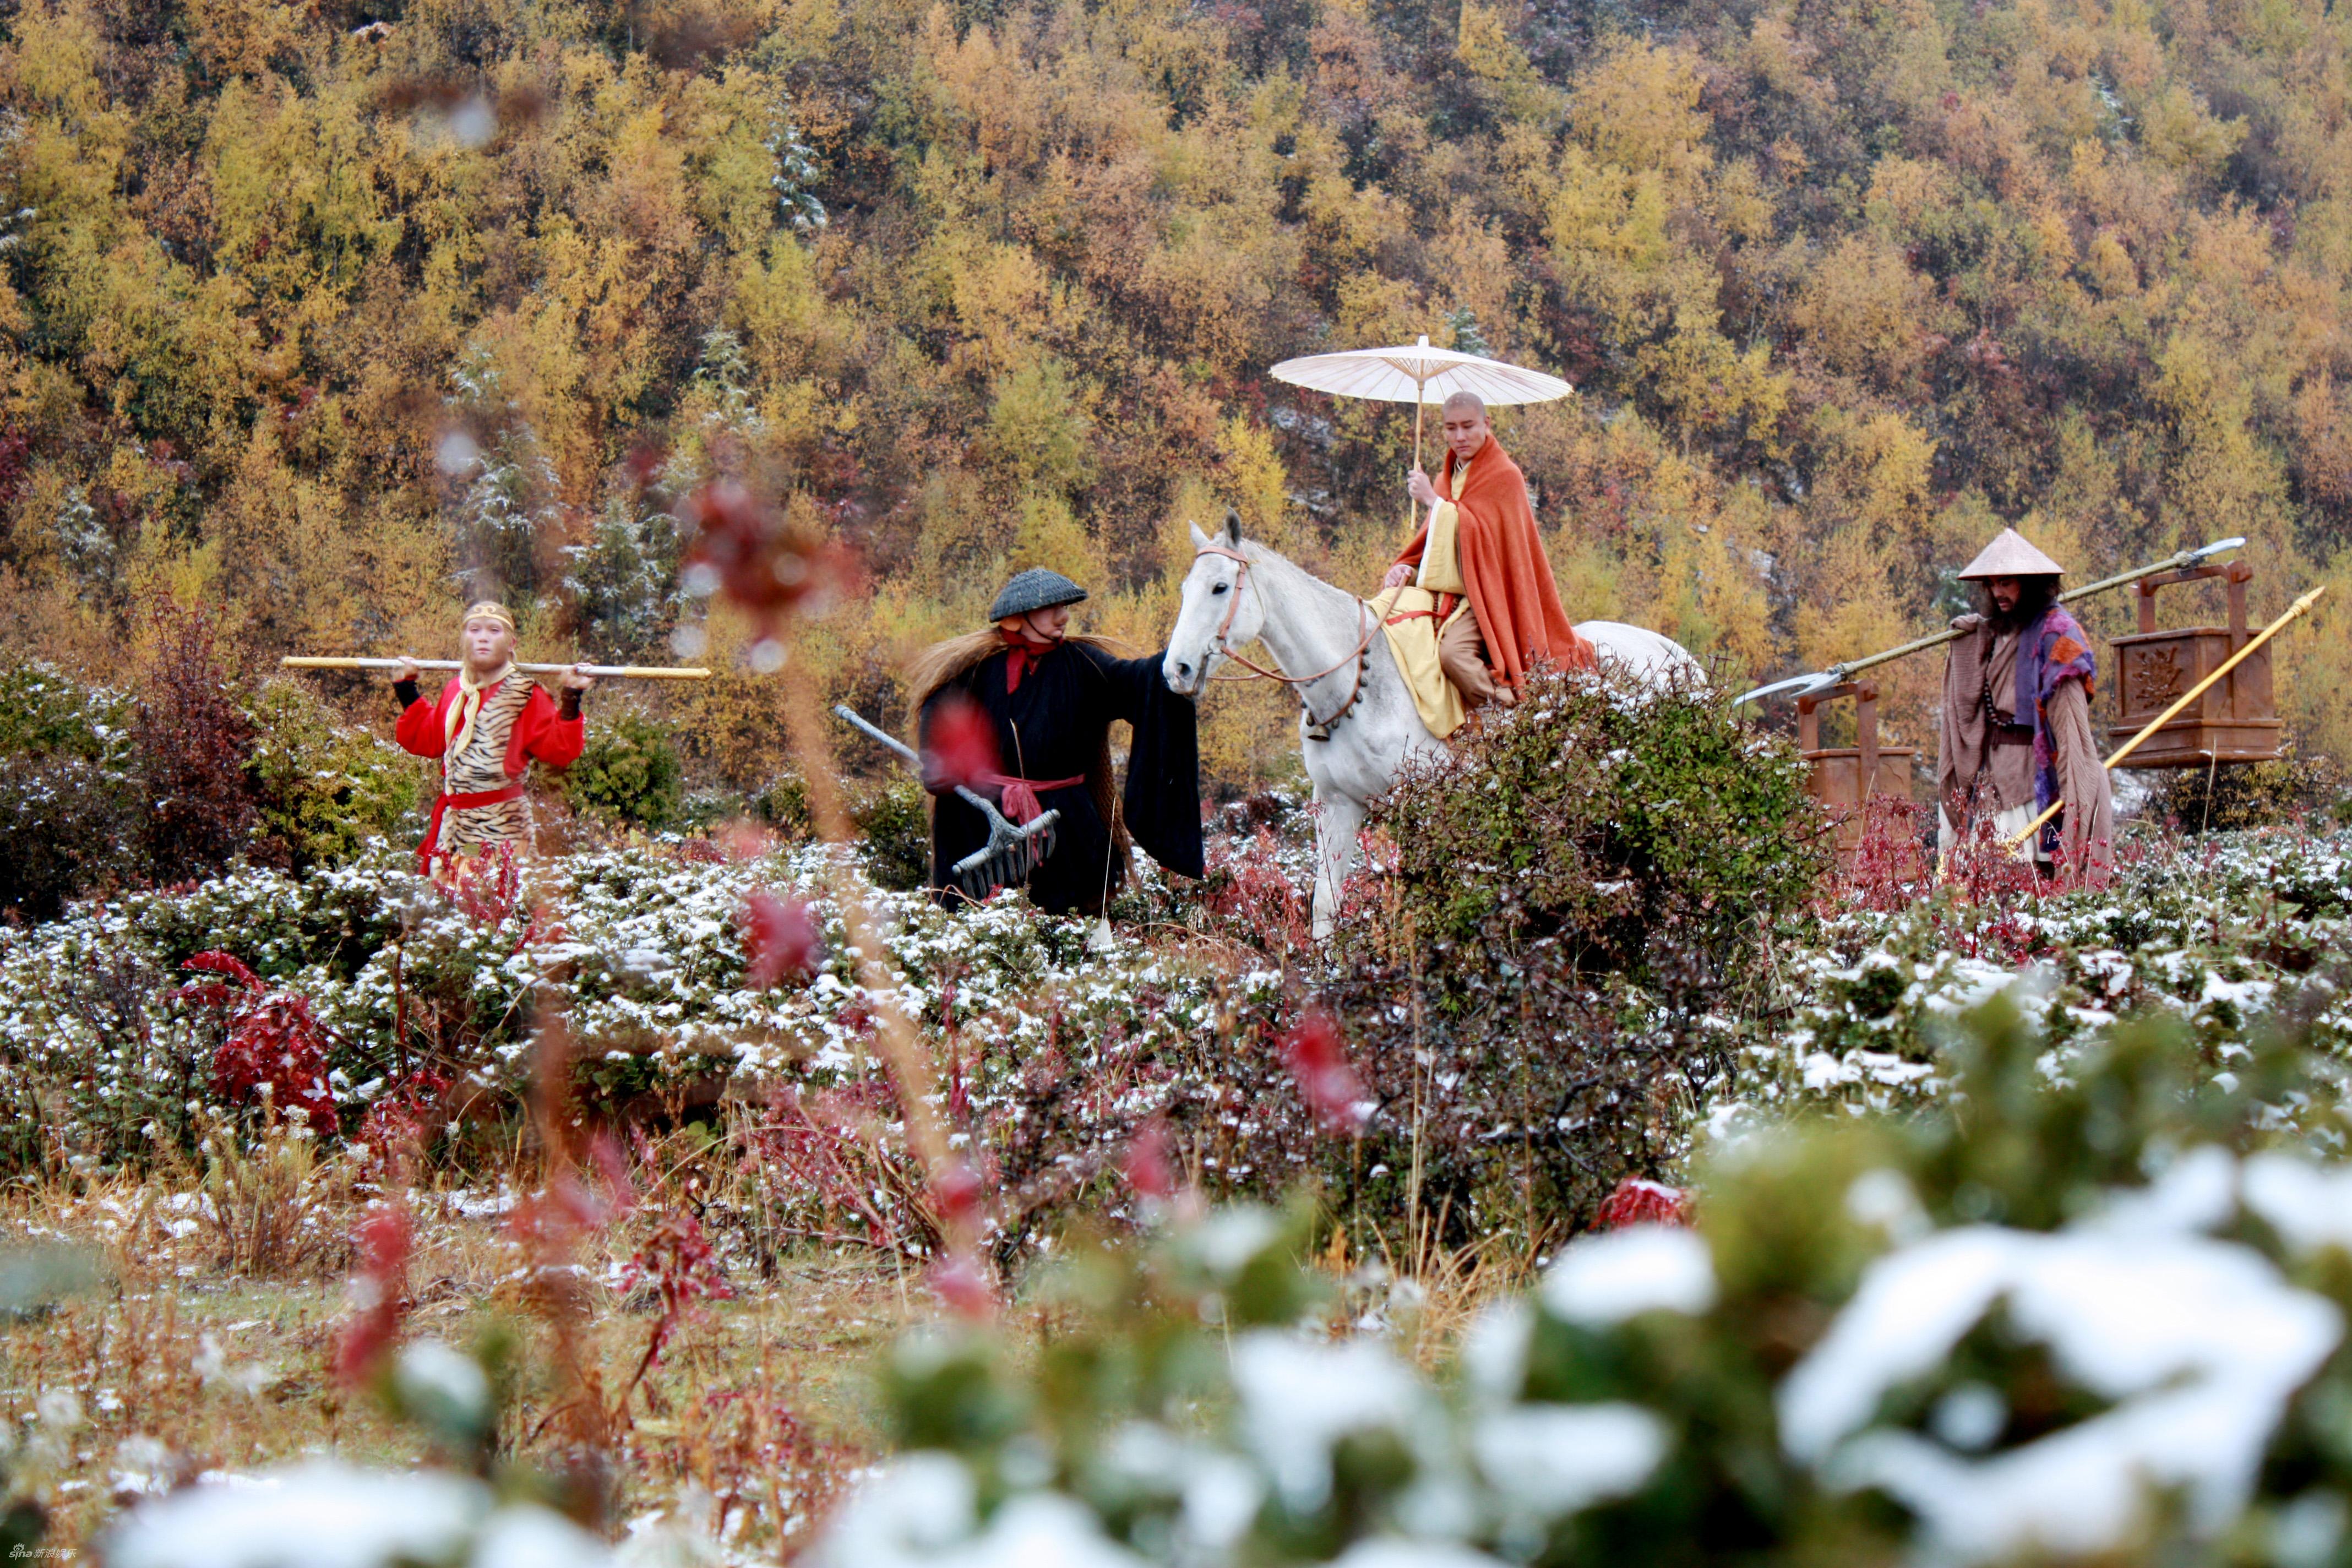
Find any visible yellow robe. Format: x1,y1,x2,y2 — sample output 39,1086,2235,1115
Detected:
1374,467,1474,738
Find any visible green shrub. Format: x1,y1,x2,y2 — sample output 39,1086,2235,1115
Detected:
0,751,142,921
245,679,420,871
563,705,685,830
751,770,927,886
1303,665,1833,1241
2146,744,2344,833
0,661,140,919
753,770,816,841
852,775,930,890
1373,665,1831,980
0,660,133,764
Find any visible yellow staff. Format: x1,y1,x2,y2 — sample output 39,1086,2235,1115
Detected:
282,657,711,679
2006,585,2327,851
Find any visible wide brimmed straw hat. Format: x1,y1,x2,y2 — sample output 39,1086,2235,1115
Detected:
1957,528,2066,579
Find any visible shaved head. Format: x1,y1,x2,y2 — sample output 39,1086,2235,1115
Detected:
1438,391,1490,465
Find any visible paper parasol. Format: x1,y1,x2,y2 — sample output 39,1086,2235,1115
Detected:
1268,335,1574,525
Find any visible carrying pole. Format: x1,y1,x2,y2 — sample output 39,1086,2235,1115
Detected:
282,657,711,680
2005,585,2326,850
1733,537,2248,706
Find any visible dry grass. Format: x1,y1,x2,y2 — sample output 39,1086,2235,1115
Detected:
0,1150,922,1558
0,1115,1531,1559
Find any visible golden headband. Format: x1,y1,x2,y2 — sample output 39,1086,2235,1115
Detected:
460,601,516,632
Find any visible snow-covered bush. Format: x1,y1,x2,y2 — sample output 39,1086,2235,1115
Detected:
1728,826,2352,1131
1296,666,1832,1240
1373,663,1828,978
816,990,2352,1567
0,841,1314,1255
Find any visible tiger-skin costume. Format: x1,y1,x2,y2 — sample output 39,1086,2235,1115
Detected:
433,675,534,861
394,666,585,880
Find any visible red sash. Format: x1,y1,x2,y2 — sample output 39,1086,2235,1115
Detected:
977,772,1084,824
418,783,526,873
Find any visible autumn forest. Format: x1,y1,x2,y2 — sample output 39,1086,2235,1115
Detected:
3,0,2349,792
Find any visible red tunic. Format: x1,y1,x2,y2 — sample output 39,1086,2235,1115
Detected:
396,677,583,872
395,678,584,776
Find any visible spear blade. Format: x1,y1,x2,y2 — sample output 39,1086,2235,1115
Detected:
1732,670,1843,707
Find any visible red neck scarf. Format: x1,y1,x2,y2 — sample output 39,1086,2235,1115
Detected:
1001,627,1061,693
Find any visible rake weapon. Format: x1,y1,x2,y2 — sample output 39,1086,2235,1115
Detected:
831,704,1060,899
1732,536,2250,707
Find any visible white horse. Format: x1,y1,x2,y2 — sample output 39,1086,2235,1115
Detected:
1163,513,1703,937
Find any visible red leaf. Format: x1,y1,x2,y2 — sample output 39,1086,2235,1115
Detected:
924,694,999,791
743,890,821,988
1592,1178,1692,1229
1280,1009,1367,1134
179,950,263,995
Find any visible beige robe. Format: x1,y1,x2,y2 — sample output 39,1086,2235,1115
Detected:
1938,614,2115,882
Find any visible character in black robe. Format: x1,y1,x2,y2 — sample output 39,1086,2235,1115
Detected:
911,569,1203,914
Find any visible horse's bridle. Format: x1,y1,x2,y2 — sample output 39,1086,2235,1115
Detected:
1192,544,1379,734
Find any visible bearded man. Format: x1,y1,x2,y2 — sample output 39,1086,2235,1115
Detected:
1937,530,2115,884
908,568,1202,914
1378,391,1593,711
393,602,592,881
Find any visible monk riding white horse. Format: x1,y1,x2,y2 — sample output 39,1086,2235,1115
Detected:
1163,513,1702,937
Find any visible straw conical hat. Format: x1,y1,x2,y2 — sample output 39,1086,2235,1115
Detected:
1957,527,2066,579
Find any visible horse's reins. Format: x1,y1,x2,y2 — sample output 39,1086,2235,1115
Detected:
1193,543,1379,731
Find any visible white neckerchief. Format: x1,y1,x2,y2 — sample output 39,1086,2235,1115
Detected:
443,661,515,770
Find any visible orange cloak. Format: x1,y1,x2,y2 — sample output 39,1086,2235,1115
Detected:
1393,435,1592,694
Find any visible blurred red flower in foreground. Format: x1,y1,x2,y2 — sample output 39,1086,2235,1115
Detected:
333,1201,414,1387
922,693,999,790
931,1159,983,1223
1592,1178,1692,1229
679,478,859,628
929,1253,995,1320
1280,1009,1367,1134
1124,1119,1177,1201
742,890,821,987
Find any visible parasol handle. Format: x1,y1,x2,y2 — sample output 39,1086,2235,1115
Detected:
1412,389,1425,536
